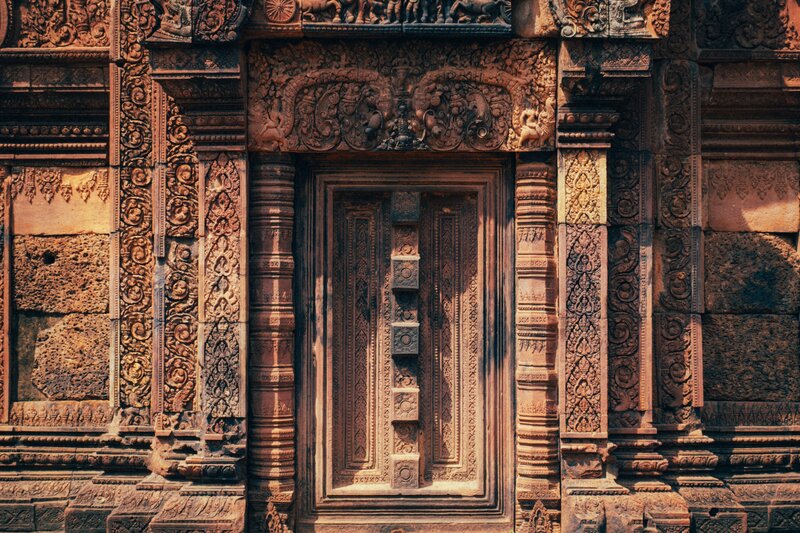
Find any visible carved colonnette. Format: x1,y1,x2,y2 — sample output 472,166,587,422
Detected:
514,160,560,530
248,154,295,532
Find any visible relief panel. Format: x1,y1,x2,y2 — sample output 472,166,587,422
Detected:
248,40,556,153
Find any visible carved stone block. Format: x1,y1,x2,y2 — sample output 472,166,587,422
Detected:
391,191,421,222
704,314,800,402
705,160,800,233
392,388,419,421
704,232,800,314
390,453,420,489
13,234,109,314
31,313,110,401
0,504,35,531
391,322,420,355
391,256,420,290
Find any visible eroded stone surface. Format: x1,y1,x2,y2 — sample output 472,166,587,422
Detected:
13,234,109,314
31,313,109,401
704,232,800,314
14,313,60,401
703,314,800,402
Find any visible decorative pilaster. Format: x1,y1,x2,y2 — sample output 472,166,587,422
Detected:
556,39,655,531
112,0,157,428
514,160,560,530
557,111,614,465
248,154,295,531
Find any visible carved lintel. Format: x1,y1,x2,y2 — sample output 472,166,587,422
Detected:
248,39,556,152
249,0,511,36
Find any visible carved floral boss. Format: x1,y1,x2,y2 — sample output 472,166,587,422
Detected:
248,40,557,152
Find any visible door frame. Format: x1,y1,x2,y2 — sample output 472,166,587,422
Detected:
294,154,515,531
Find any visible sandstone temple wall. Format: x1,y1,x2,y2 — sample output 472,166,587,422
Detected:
0,0,799,530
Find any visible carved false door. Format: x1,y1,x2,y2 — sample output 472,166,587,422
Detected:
297,162,511,530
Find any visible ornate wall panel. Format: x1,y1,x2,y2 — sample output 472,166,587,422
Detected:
247,39,556,153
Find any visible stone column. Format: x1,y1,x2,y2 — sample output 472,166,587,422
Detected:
248,154,296,531
514,159,559,530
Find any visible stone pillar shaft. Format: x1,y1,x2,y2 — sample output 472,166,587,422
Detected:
248,154,296,528
514,160,559,528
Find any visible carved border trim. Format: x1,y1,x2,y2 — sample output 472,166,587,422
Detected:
0,167,8,422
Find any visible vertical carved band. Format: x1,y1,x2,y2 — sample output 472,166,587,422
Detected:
558,149,608,438
390,191,421,490
249,155,295,512
202,153,245,420
654,59,703,427
0,168,8,423
607,92,654,432
152,84,199,430
152,85,199,430
113,0,157,425
514,161,559,524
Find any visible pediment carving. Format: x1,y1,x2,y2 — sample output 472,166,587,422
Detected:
549,0,670,38
148,0,251,43
247,40,556,152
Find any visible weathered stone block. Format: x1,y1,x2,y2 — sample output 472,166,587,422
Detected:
390,454,420,490
31,313,110,401
11,167,111,235
705,160,799,233
703,314,800,402
13,234,109,314
704,232,800,314
14,313,60,401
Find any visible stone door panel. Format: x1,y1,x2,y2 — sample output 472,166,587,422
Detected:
296,160,512,530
